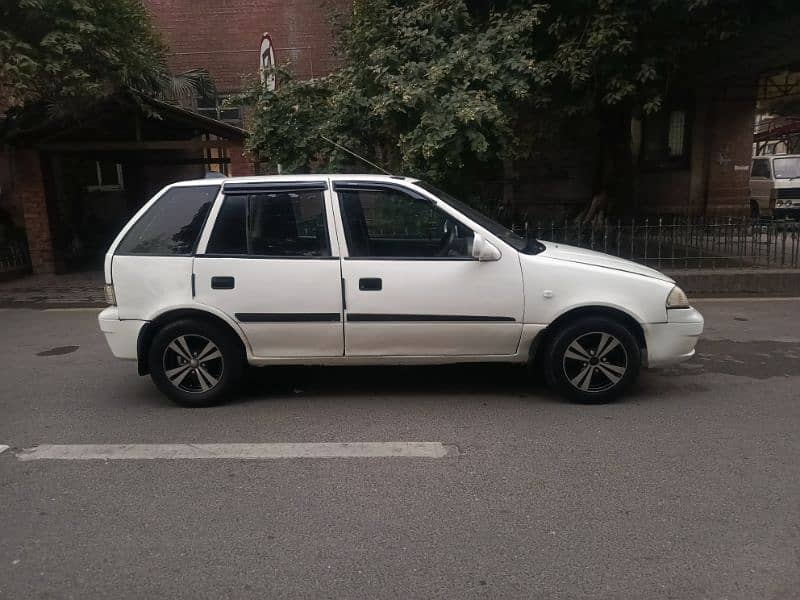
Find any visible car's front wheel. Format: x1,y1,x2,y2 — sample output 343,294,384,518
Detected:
148,318,243,407
544,316,641,404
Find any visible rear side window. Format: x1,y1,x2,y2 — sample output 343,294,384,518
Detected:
116,185,219,255
206,190,330,257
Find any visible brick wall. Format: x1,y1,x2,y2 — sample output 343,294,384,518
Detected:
143,0,352,92
227,141,256,176
704,79,758,216
15,150,55,274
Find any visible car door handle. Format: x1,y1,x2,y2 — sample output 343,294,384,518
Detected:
359,278,382,291
211,276,235,290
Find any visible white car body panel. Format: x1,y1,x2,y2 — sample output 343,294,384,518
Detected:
341,259,523,356
112,255,195,321
100,174,703,373
193,258,344,357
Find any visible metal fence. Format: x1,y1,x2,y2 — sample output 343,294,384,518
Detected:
512,217,800,270
0,238,31,275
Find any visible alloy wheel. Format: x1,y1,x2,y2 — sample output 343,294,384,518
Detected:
162,334,224,394
562,331,628,393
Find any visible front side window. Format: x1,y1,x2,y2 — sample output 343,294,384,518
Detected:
116,185,218,255
751,159,771,178
206,189,330,257
338,187,473,258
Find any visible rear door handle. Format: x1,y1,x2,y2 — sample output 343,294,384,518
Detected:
211,276,235,290
359,278,382,291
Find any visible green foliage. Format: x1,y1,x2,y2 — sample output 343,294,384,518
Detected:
0,0,173,118
245,0,792,191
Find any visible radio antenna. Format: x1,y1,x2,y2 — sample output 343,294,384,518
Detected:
320,135,392,175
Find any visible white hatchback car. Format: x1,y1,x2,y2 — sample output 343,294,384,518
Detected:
99,175,703,406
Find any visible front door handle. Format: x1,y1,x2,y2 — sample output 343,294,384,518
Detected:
359,278,382,291
211,276,235,290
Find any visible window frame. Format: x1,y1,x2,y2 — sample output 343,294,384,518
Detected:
197,181,337,260
332,181,477,261
87,160,124,192
113,184,220,257
640,104,693,171
751,158,772,179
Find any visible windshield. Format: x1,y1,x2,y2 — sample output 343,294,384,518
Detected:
413,181,543,254
773,157,800,179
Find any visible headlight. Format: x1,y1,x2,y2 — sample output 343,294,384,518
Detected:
104,283,116,306
666,286,690,309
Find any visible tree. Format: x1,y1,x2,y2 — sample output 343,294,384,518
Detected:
245,0,796,210
0,0,210,121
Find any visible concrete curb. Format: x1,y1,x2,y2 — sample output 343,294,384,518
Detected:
666,269,800,296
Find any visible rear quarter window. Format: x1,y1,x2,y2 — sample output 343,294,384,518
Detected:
116,185,219,255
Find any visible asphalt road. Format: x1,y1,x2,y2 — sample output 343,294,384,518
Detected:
0,300,798,599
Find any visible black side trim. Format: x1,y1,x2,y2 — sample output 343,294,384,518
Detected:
236,313,341,323
196,254,339,260
343,256,475,261
222,181,327,194
347,314,515,322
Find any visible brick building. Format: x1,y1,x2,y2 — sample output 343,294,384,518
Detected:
143,0,351,129
1,4,798,275
0,1,351,275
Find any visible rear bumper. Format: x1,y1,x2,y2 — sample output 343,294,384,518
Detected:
98,306,146,360
644,307,704,368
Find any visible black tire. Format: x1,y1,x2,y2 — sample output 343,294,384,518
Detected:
543,316,641,404
148,318,244,407
750,200,760,220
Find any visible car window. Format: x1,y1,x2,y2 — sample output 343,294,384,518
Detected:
206,189,330,257
413,181,544,254
751,159,771,178
337,187,473,258
116,185,219,255
772,157,800,179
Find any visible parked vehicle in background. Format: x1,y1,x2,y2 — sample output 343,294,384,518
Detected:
98,175,703,407
750,154,800,219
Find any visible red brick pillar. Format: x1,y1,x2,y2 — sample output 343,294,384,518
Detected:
228,141,256,176
704,79,757,216
16,150,56,274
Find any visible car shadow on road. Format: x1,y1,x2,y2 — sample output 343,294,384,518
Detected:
238,363,557,403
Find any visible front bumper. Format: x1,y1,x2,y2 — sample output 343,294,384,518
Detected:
644,307,704,368
773,206,800,220
98,306,146,360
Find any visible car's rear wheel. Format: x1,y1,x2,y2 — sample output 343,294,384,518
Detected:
148,318,243,407
544,316,641,404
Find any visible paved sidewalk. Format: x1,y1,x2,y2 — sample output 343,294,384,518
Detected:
0,271,105,308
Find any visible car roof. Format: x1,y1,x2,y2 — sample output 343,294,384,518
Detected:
169,174,418,187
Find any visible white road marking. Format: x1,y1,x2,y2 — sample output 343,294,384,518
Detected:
0,445,9,455
17,442,456,461
42,307,103,312
694,297,800,303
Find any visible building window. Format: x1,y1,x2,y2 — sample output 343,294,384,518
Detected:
667,111,686,157
642,106,691,168
260,33,276,91
87,161,124,191
196,93,243,128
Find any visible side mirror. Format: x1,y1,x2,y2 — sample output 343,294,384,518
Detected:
472,233,501,262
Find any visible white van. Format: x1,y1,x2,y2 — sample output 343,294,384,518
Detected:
750,154,800,219
98,175,703,407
